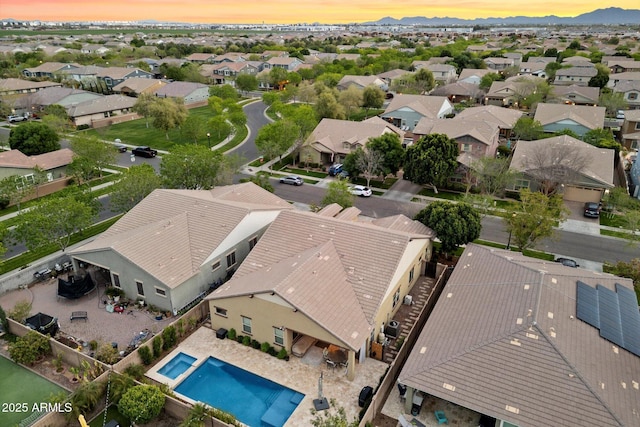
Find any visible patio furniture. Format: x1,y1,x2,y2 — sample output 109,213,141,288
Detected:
434,410,448,425
291,335,317,357
326,359,337,369
411,392,424,416
70,311,88,322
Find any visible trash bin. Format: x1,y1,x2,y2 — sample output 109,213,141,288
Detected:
358,386,373,407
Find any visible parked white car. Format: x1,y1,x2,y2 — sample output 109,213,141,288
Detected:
350,185,372,197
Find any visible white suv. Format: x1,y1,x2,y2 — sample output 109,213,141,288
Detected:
8,115,27,123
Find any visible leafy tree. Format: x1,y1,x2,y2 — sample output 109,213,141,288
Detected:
160,144,225,190
70,381,105,421
110,164,161,213
355,147,384,187
255,119,300,162
598,91,627,117
470,156,517,197
235,74,258,94
338,85,363,118
544,62,563,81
209,84,239,101
43,104,69,119
118,385,165,425
512,117,544,141
588,63,610,88
583,128,621,152
149,97,188,139
7,300,32,323
132,92,156,128
479,72,502,90
403,133,459,193
261,91,280,106
415,201,481,255
391,70,435,94
297,81,318,104
12,195,96,252
207,115,233,142
269,67,289,90
504,189,569,251
180,115,207,144
0,174,36,212
70,134,116,177
9,122,60,155
321,180,354,208
67,156,97,185
243,175,274,193
362,85,385,114
314,90,345,120
367,133,405,176
605,258,640,303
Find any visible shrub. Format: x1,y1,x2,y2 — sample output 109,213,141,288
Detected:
152,335,162,358
260,342,270,353
7,300,32,323
76,124,90,130
251,339,261,349
236,335,244,343
9,331,50,365
96,342,120,364
276,348,288,360
242,336,251,346
227,328,237,340
89,340,98,351
267,346,277,356
118,384,165,425
138,346,152,365
0,305,8,332
175,319,184,337
123,363,145,381
162,326,177,350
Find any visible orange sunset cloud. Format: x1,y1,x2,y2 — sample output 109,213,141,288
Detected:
1,0,638,24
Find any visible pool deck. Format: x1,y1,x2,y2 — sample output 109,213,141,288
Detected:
146,326,389,426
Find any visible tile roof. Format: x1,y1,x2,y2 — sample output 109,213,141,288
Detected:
413,118,499,147
65,95,137,118
510,135,614,187
0,78,62,92
307,117,404,155
455,105,523,129
534,103,606,129
0,148,73,170
154,81,208,98
383,94,453,119
399,244,640,427
71,183,292,288
208,209,434,349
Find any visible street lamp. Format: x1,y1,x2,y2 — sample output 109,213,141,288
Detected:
206,132,211,149
506,213,516,250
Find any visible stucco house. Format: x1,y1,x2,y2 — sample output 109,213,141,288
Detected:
518,57,555,79
457,68,494,85
65,94,137,128
484,76,546,107
207,207,435,381
96,67,155,91
533,103,606,137
299,117,404,166
337,75,387,91
549,84,600,106
454,105,523,141
153,81,210,105
380,94,454,132
69,183,293,315
430,82,484,104
22,62,80,79
398,244,640,427
26,87,103,112
112,77,167,97
508,135,614,202
612,80,640,110
620,109,640,151
413,117,500,159
0,148,74,181
553,65,597,86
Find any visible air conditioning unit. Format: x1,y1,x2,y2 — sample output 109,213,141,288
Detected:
403,295,413,305
385,320,400,338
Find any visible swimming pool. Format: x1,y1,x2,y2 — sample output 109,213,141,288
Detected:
174,356,304,427
157,352,197,380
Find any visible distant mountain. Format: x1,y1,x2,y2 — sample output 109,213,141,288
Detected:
366,7,640,26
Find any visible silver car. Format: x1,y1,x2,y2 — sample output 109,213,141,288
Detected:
279,175,303,186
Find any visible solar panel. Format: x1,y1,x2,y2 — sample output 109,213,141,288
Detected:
576,281,599,327
616,283,640,357
596,285,624,346
575,281,640,357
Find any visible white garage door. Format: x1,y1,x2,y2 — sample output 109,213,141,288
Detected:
563,186,602,203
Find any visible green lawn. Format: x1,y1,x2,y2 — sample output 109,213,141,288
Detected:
82,106,228,151
0,355,69,427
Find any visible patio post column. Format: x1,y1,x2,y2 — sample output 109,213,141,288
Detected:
346,350,356,381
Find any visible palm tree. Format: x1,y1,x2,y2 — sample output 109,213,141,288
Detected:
179,403,212,427
70,380,105,419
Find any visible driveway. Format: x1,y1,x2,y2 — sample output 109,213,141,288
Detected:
559,200,601,236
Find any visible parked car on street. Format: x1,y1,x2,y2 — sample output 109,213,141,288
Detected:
350,185,372,197
279,175,303,186
556,257,579,268
8,114,27,123
583,202,600,218
132,146,157,157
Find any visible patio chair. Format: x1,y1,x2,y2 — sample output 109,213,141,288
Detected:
434,410,448,425
326,359,336,369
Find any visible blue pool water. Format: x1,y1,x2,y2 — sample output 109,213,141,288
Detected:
157,352,197,380
174,356,304,427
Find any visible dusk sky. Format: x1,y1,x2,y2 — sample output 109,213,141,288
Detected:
1,1,637,24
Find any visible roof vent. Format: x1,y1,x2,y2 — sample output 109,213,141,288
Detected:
524,284,530,290
633,381,639,390
442,383,456,391
621,382,627,389
526,332,539,340
552,277,557,284
516,318,523,325
446,293,453,298
419,346,427,354
510,339,521,347
527,309,533,317
505,405,520,414
547,312,554,319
